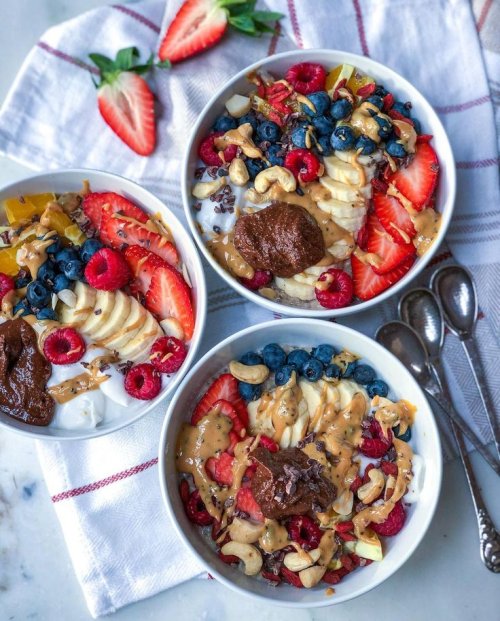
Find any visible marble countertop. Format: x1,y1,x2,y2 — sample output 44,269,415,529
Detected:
0,2,499,620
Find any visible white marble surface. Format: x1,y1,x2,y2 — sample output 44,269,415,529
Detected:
0,2,499,620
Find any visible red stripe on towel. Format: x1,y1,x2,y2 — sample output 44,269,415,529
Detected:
476,0,493,32
112,4,161,34
352,0,370,56
434,95,491,114
37,41,99,75
287,0,304,49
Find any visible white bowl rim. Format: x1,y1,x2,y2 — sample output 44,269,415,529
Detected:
158,318,443,607
0,167,207,441
181,48,456,318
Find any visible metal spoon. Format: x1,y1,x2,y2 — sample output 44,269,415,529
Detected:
376,321,500,573
375,321,500,476
431,265,500,460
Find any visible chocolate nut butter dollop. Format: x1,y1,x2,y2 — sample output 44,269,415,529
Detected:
234,202,325,278
0,319,55,426
250,447,336,519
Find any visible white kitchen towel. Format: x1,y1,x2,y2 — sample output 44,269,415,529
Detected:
1,0,499,616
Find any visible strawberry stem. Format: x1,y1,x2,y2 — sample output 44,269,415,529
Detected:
89,46,170,86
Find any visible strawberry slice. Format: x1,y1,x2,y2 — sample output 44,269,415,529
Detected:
389,142,439,210
192,373,248,428
82,192,148,232
145,264,194,340
124,245,166,296
372,190,416,245
206,451,234,486
158,0,282,64
105,213,179,267
193,398,244,436
236,487,264,522
351,253,415,301
366,213,415,275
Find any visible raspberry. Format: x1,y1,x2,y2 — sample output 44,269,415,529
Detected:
335,520,354,533
84,248,131,291
380,461,398,476
179,479,190,504
43,328,86,365
360,419,393,458
284,148,321,183
150,336,187,374
281,566,303,588
259,434,279,453
315,268,354,309
185,489,213,526
239,269,272,290
198,132,237,166
287,515,322,550
285,62,326,94
371,500,406,536
124,363,161,400
350,475,363,493
0,273,14,303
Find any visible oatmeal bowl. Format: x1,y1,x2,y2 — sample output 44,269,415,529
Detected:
0,169,206,439
182,50,455,317
159,319,442,606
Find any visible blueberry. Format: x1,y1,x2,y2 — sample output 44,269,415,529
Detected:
286,349,310,374
15,274,31,289
52,273,72,293
291,126,308,148
239,351,263,366
238,381,262,402
55,247,79,268
302,91,330,116
316,134,333,156
353,364,376,385
256,121,280,143
386,140,406,158
325,363,342,380
266,144,284,166
367,379,389,398
392,101,411,118
343,360,357,378
63,259,84,281
311,344,336,365
375,115,392,139
303,358,323,382
275,365,295,386
246,158,265,180
366,95,383,109
36,307,57,321
262,343,286,371
330,99,353,120
13,299,32,317
394,424,411,442
374,85,388,97
37,261,57,287
213,115,237,132
311,115,334,136
45,236,61,255
238,112,259,132
411,117,421,134
355,134,376,155
330,125,356,151
26,280,50,307
80,238,103,263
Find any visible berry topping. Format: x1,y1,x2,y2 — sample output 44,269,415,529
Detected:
366,213,416,275
185,489,213,526
150,336,187,374
213,115,237,133
372,190,416,245
0,273,15,304
239,351,263,366
390,142,439,210
284,148,321,183
311,344,335,365
285,62,327,94
367,379,389,398
43,327,86,365
325,363,342,380
280,566,304,588
302,357,323,382
82,192,148,231
124,363,162,400
80,238,104,263
286,349,310,374
315,268,354,309
238,381,262,402
239,269,272,290
302,91,330,116
352,364,376,385
330,125,356,151
355,134,377,155
256,120,281,143
287,515,322,550
84,248,131,291
330,98,353,120
359,419,393,458
62,259,84,282
26,280,51,307
236,487,264,522
124,245,166,296
262,343,286,371
351,253,415,301
192,373,248,428
206,451,234,486
371,500,406,536
274,364,295,386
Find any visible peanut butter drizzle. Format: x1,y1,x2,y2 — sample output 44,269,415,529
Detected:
353,246,383,269
318,529,337,566
349,151,367,187
47,354,116,404
39,201,64,228
350,102,392,144
353,438,413,543
207,231,254,279
214,123,264,160
258,518,290,553
391,119,417,154
373,397,416,437
387,183,441,256
16,235,56,279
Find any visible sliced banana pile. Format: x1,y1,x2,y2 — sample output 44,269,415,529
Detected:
59,282,163,362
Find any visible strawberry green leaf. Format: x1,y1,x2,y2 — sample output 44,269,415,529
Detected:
156,59,172,69
229,14,258,34
251,10,283,22
115,46,140,70
88,53,116,74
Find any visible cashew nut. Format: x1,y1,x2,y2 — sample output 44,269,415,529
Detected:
254,166,297,194
384,474,397,501
283,548,321,572
332,489,354,516
228,517,265,544
228,158,250,186
299,565,327,588
229,360,269,384
225,94,251,118
57,288,77,308
192,177,226,199
160,317,185,340
220,542,262,575
357,468,385,504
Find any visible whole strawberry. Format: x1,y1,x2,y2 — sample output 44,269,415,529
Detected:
89,47,170,156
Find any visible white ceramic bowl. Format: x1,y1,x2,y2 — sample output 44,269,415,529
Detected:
0,169,206,440
159,319,442,607
182,49,456,317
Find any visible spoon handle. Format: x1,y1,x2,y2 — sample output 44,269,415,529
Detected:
460,337,500,460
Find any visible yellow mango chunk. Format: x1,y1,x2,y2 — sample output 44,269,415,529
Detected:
325,64,355,93
3,198,37,224
347,71,375,95
0,247,19,276
25,193,56,211
64,223,86,246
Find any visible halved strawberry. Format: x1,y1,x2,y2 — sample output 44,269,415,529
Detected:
366,213,415,275
145,264,194,340
206,451,234,486
192,373,248,428
105,214,179,267
372,190,416,245
236,487,264,522
158,0,282,64
389,142,439,210
124,245,166,296
351,253,415,301
82,192,148,231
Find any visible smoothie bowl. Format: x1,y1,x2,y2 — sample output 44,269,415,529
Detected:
183,50,455,317
159,319,442,606
0,170,206,440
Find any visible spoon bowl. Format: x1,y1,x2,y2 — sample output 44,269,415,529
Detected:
431,265,477,338
375,321,432,383
399,288,444,361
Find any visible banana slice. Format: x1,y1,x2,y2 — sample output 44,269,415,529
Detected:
59,281,96,327
337,379,370,412
247,398,275,437
92,290,131,341
120,312,163,362
334,149,383,167
319,177,363,203
328,239,355,260
100,298,146,351
81,290,116,338
317,198,366,219
299,379,340,432
323,155,362,185
274,276,315,301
